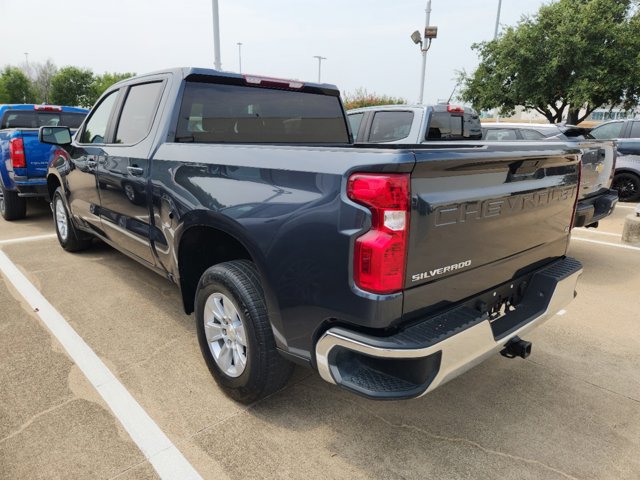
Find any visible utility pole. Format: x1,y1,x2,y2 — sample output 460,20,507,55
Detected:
418,1,432,104
313,56,326,83
494,0,503,39
237,42,243,73
212,0,222,70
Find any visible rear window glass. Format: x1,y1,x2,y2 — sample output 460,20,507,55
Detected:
367,111,413,142
427,112,482,140
176,81,349,144
1,111,86,129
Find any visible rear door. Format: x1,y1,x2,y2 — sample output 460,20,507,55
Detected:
96,79,165,266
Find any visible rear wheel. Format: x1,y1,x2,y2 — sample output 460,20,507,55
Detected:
612,172,640,202
0,186,27,221
52,188,92,252
195,260,294,404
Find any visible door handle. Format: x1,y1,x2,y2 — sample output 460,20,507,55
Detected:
127,166,144,176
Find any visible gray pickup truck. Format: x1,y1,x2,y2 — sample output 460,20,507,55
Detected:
41,68,583,403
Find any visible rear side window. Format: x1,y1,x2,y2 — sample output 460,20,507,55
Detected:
589,122,624,139
367,111,413,142
630,121,640,139
348,113,364,140
520,129,546,140
484,128,518,141
115,82,164,144
80,91,119,144
176,81,349,144
0,111,85,129
427,112,482,140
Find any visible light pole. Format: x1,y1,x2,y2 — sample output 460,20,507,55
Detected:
494,0,503,39
212,0,222,70
410,1,437,104
237,42,243,73
313,56,326,83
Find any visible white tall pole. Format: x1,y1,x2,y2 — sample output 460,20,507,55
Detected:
313,56,326,82
494,0,503,39
418,0,432,104
212,0,222,70
237,42,243,73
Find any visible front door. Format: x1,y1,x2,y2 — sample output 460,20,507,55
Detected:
66,90,121,236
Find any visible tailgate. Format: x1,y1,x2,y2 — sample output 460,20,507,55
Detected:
574,140,615,199
19,130,56,178
404,142,580,316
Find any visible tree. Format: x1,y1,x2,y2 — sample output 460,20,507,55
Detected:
50,67,95,107
32,60,58,104
342,88,407,110
0,67,36,103
459,0,640,124
88,72,135,105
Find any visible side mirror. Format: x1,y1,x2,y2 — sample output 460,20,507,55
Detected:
39,126,72,146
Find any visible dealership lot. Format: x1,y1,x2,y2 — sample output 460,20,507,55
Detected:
1,200,639,480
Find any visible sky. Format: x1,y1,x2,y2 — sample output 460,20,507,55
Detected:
0,0,550,104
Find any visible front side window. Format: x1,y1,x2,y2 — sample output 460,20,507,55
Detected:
176,80,349,144
115,82,164,144
368,111,413,142
80,91,119,144
589,122,624,140
630,121,640,139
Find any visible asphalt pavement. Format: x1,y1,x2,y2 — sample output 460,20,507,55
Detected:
1,199,639,480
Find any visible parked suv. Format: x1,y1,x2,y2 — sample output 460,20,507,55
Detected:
588,119,640,201
482,122,618,228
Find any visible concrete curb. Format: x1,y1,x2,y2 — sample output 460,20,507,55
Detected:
622,211,640,244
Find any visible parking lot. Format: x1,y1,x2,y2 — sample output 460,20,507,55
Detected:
1,199,639,480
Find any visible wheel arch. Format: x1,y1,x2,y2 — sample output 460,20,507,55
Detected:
175,214,277,322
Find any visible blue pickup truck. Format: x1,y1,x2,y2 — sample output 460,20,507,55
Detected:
0,104,87,220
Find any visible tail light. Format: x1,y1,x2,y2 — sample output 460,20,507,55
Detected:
447,105,465,113
9,138,26,168
569,160,582,230
347,173,410,294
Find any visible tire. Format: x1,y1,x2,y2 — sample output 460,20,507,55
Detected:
612,172,640,202
52,188,92,252
0,185,27,221
195,260,294,404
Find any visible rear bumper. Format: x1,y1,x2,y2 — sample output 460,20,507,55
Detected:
315,257,583,400
574,189,618,227
12,177,48,198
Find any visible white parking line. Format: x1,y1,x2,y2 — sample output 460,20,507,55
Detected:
0,233,57,245
0,250,202,480
574,229,620,238
571,237,640,251
616,205,639,210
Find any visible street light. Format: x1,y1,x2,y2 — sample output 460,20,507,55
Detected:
313,55,326,83
411,1,438,104
211,0,222,70
494,0,503,39
237,42,243,73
